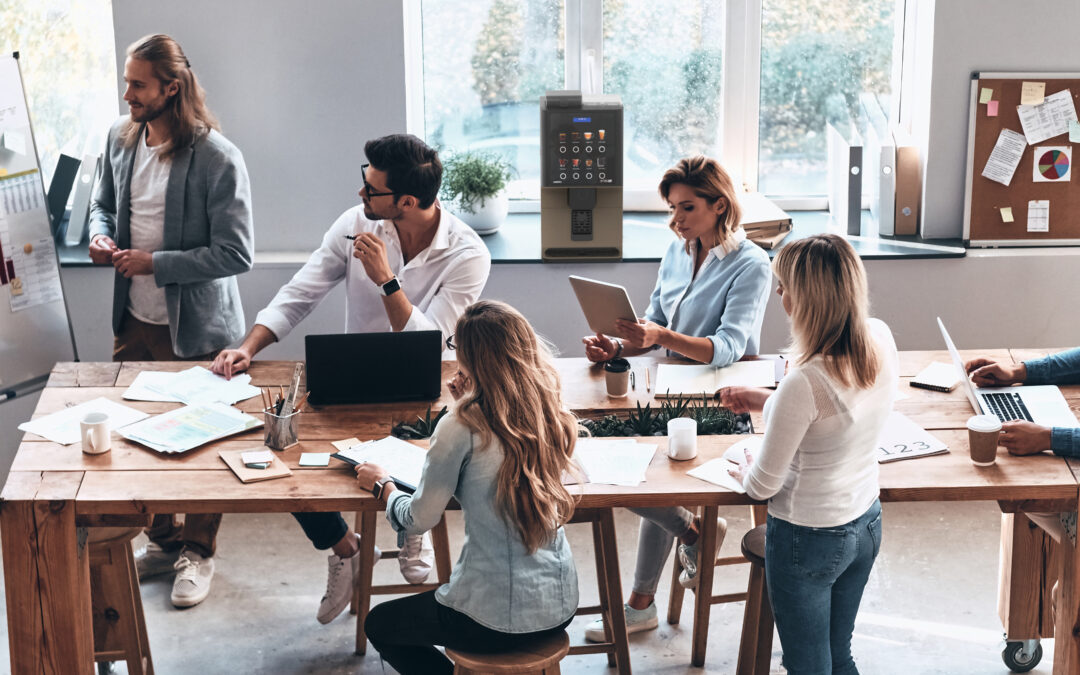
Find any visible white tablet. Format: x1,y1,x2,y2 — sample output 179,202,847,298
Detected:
568,275,639,337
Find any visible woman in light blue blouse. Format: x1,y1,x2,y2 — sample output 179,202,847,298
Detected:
582,156,772,641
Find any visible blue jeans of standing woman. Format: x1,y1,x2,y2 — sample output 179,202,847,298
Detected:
766,499,882,675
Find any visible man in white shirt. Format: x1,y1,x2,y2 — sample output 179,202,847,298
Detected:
88,34,254,611
212,134,491,625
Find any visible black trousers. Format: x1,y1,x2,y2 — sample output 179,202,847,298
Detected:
291,511,348,550
365,589,573,675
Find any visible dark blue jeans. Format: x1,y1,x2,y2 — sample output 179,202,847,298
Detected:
766,499,882,675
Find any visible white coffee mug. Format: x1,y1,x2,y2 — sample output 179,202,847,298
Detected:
667,417,698,461
81,412,111,455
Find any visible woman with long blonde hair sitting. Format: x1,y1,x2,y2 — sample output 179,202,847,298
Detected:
356,300,579,674
725,234,898,674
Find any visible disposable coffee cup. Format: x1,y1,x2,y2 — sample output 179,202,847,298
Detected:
667,417,698,461
604,357,634,398
966,414,1001,466
81,411,111,455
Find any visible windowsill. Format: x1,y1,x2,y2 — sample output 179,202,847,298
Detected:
56,210,966,268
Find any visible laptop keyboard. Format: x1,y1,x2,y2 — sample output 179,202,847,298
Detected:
981,392,1035,423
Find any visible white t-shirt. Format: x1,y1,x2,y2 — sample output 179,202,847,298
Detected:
743,319,898,527
125,132,171,325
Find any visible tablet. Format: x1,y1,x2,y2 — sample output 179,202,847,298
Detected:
568,275,639,337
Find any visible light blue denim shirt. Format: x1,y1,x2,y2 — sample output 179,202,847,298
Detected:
1023,347,1080,457
645,232,773,366
384,412,579,633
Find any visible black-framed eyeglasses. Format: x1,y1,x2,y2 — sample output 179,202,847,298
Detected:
445,334,456,351
360,163,395,198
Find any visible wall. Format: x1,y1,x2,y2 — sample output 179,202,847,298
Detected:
920,0,1080,238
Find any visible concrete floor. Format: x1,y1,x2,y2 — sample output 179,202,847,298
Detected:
0,502,1058,674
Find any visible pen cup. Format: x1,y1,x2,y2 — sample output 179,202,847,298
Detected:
264,409,300,450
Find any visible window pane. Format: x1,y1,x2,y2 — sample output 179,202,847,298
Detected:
758,0,895,196
421,0,564,199
603,1,725,192
0,0,117,185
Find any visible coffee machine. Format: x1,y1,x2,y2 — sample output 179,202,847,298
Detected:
539,90,623,261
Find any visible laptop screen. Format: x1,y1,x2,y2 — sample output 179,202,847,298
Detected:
305,331,443,405
936,317,986,416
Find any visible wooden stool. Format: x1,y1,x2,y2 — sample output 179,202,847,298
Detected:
352,511,454,654
667,504,767,666
88,526,154,675
736,524,773,675
446,630,570,674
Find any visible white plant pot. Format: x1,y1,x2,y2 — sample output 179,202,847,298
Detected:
456,191,508,235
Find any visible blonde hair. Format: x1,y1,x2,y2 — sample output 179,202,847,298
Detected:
772,234,880,389
658,156,742,253
120,34,220,158
453,301,578,553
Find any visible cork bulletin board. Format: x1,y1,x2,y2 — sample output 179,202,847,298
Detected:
962,72,1080,246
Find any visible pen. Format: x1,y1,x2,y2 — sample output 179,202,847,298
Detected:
645,368,651,393
343,235,357,240
294,391,310,411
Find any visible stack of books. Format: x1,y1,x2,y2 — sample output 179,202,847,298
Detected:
739,192,793,250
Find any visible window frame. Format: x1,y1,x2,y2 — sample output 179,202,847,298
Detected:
406,0,908,213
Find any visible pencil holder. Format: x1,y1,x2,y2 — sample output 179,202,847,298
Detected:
263,409,300,450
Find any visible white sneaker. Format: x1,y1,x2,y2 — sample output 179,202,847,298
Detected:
317,534,379,625
584,603,659,643
398,532,434,584
135,541,180,580
678,517,728,590
170,549,214,608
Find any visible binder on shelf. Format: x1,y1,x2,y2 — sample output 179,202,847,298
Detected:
860,94,896,236
64,153,100,247
827,116,863,236
892,125,920,236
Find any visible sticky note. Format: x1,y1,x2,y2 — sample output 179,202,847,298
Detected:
241,449,274,464
299,452,331,467
1070,120,1080,143
987,100,999,117
9,277,22,296
1000,207,1014,223
979,87,994,104
331,437,361,452
1021,81,1046,105
1,130,25,155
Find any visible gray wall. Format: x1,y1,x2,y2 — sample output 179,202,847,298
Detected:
920,0,1080,238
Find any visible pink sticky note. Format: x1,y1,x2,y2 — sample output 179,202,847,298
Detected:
987,100,999,117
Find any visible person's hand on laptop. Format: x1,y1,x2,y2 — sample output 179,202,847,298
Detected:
615,317,663,350
212,348,253,380
999,420,1052,455
583,333,618,363
965,358,1027,387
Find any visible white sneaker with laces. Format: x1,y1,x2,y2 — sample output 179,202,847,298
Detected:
317,534,379,625
170,549,215,608
398,532,434,584
584,602,658,642
135,541,180,580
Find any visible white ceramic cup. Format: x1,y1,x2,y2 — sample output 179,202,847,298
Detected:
667,417,698,461
81,411,111,455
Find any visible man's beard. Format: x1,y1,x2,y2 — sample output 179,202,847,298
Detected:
130,99,167,124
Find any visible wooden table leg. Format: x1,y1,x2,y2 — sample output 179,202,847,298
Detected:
691,505,720,668
999,512,1046,640
1054,501,1080,673
354,510,378,655
596,508,632,675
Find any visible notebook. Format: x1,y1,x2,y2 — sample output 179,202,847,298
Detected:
653,361,775,398
219,449,292,483
909,362,961,392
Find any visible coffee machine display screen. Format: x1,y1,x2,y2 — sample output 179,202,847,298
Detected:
544,110,621,188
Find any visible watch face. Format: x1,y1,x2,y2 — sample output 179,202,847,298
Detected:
382,277,401,295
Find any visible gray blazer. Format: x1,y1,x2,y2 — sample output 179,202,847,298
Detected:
89,118,254,357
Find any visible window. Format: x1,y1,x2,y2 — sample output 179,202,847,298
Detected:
413,0,902,208
0,0,117,185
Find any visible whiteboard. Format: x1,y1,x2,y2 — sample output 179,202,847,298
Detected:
0,54,76,391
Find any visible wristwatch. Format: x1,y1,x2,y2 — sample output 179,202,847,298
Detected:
613,338,624,359
372,478,390,500
380,276,401,296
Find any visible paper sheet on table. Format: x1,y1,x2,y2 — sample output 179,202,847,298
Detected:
335,436,427,488
875,412,948,463
573,438,657,486
17,397,150,445
1017,89,1077,144
145,366,260,405
687,459,747,494
654,360,775,398
124,371,184,402
1027,200,1050,233
119,403,260,453
981,129,1026,186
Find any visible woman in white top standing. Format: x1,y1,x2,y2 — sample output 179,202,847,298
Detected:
725,234,897,674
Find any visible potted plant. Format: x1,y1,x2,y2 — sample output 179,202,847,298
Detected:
440,150,514,235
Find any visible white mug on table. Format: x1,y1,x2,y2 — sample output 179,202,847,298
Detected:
667,417,697,461
81,412,111,455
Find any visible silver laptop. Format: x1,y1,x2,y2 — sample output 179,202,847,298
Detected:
938,317,1078,426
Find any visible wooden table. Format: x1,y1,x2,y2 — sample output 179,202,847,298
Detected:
5,352,1080,674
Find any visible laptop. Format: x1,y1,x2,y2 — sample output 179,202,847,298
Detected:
305,331,443,405
937,317,1078,426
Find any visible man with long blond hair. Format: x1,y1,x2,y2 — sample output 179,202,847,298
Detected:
88,33,254,608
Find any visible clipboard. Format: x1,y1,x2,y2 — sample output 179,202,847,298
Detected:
331,452,417,494
568,275,639,337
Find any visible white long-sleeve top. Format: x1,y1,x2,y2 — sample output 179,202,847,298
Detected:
743,319,898,527
254,204,490,342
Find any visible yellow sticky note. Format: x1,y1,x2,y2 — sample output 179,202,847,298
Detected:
987,100,999,117
979,87,993,104
1021,81,1046,105
330,437,362,452
1000,207,1014,223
